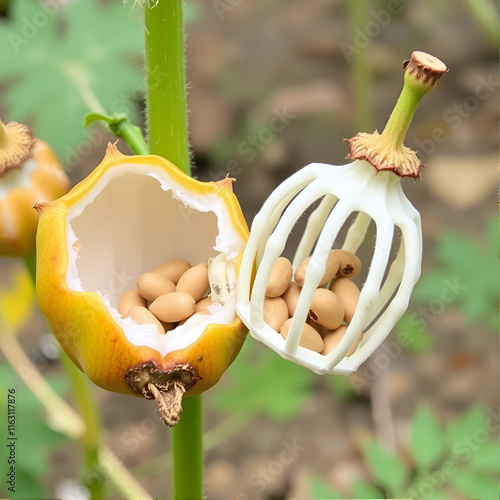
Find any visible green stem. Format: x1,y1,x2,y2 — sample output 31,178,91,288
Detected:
347,1,372,133
379,80,425,150
145,2,201,498
0,331,151,499
23,252,104,500
110,121,149,155
171,395,203,500
60,352,104,500
461,0,499,46
145,0,191,174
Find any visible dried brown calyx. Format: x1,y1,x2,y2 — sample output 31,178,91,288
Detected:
125,361,200,427
345,51,448,179
0,119,36,175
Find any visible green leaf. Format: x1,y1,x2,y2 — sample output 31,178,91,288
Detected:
310,475,343,499
410,404,446,470
448,469,499,499
445,406,488,457
0,0,144,162
468,442,500,472
351,478,384,499
396,315,434,354
364,440,407,496
211,341,315,420
326,374,356,400
413,216,499,330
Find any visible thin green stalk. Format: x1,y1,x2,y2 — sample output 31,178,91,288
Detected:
60,352,104,500
461,0,499,46
347,1,372,133
23,252,104,500
145,0,191,174
0,331,151,499
171,395,203,500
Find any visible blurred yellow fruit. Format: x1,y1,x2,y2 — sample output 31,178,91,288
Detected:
0,120,69,256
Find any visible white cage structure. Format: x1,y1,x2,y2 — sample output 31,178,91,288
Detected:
236,159,422,375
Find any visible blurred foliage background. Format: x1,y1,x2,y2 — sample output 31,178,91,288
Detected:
0,0,498,498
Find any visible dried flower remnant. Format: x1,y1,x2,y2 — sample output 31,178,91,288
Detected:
0,119,69,256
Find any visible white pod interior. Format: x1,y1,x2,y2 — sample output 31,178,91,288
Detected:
65,163,246,357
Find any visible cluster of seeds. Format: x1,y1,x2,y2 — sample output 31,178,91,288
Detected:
263,249,364,356
118,259,212,334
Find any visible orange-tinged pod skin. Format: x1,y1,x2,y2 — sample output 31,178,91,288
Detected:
0,140,69,256
36,145,249,398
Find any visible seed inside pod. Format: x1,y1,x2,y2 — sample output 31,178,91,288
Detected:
118,289,147,316
153,259,191,284
149,292,196,323
321,325,363,356
176,263,210,302
280,318,324,353
265,257,293,298
195,297,213,314
306,317,329,338
295,250,340,287
328,278,360,323
136,272,176,302
308,288,344,331
331,249,361,278
263,297,289,333
128,306,165,335
282,281,301,317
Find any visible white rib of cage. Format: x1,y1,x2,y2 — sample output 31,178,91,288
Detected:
236,159,422,375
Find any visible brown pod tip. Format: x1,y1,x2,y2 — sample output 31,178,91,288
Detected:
403,51,448,90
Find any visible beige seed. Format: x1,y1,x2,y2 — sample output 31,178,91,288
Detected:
137,272,176,302
265,257,293,298
309,288,344,330
149,292,196,323
282,281,301,317
128,306,164,335
280,318,324,353
331,249,362,278
195,297,213,314
329,278,360,323
321,325,363,356
295,250,340,287
263,297,289,333
307,317,329,338
176,263,210,302
118,289,147,316
153,259,191,284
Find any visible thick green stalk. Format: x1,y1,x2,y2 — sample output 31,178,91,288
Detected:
145,2,202,498
145,0,191,174
171,395,203,500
